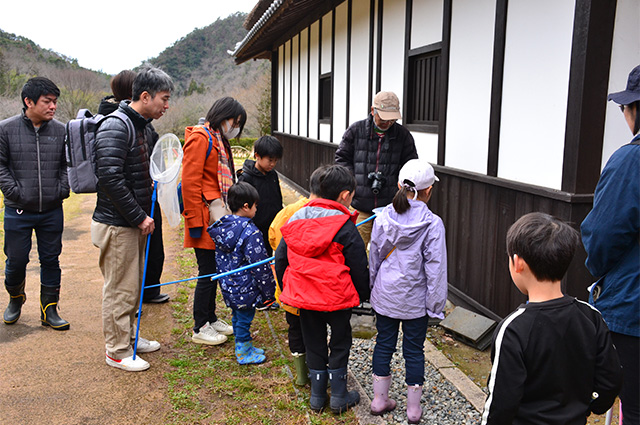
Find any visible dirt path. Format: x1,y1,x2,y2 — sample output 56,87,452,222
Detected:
0,194,178,425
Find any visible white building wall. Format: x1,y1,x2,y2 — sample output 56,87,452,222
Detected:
321,13,332,76
291,35,300,136
445,0,495,174
410,0,444,163
333,3,349,143
380,0,406,110
283,40,291,134
602,0,640,169
411,0,443,49
308,22,320,140
349,0,371,127
414,133,439,162
278,45,284,132
299,28,310,138
320,124,331,142
497,0,575,189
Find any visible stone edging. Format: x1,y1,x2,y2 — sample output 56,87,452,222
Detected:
423,339,487,412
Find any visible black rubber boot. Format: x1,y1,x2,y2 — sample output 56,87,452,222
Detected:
328,367,360,414
40,286,70,331
3,280,26,325
308,368,328,412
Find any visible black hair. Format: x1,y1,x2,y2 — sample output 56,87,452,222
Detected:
227,182,260,213
21,77,60,108
205,97,247,139
131,65,174,101
392,180,424,214
254,135,283,159
111,70,137,101
506,212,579,282
309,164,356,201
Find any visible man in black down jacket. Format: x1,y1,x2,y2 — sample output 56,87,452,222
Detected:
335,91,418,247
91,66,174,372
0,77,70,330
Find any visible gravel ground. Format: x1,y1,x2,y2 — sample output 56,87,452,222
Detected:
349,334,482,425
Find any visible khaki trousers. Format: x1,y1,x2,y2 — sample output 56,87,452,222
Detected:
355,210,374,251
91,220,145,359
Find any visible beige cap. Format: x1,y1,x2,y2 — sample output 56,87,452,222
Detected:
372,91,402,120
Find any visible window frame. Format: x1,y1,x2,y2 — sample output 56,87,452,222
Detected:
318,72,332,124
403,42,442,134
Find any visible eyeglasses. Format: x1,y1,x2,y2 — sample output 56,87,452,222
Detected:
619,104,626,113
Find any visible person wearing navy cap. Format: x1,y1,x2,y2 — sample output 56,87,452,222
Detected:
581,64,640,425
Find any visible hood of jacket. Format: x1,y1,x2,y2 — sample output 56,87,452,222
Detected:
240,159,266,179
377,199,433,249
208,214,252,254
283,199,355,258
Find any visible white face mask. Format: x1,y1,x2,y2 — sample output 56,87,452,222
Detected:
222,120,240,139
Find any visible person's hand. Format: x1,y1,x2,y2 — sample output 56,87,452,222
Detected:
138,216,155,236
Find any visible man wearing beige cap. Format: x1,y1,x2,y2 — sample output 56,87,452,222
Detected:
335,91,418,247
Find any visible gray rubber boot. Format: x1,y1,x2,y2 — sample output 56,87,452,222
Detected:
308,368,328,412
3,280,26,325
328,367,360,414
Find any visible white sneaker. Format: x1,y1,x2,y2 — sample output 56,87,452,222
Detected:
136,337,161,353
192,322,228,345
105,354,150,371
210,319,233,336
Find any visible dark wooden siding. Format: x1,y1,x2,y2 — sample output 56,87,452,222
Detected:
274,133,595,319
430,165,595,319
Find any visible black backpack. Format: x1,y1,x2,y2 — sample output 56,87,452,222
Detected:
65,109,134,193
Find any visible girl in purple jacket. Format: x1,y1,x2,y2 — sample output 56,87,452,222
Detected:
368,159,448,424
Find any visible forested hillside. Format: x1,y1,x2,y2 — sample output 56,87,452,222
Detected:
0,30,110,122
0,13,271,137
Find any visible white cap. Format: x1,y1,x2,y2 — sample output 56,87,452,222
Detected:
398,159,439,191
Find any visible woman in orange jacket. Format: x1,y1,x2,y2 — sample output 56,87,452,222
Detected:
182,97,246,346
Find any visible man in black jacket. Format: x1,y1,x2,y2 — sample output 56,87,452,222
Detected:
335,91,418,248
0,77,70,330
91,66,174,372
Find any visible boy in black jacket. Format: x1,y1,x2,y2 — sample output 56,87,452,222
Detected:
237,136,283,256
481,212,622,425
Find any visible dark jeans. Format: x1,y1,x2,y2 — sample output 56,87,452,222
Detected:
373,312,429,386
286,311,305,353
611,332,639,425
3,206,63,288
193,248,218,332
143,202,164,300
300,309,352,370
232,308,256,342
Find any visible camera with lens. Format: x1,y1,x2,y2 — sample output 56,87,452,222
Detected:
367,171,386,195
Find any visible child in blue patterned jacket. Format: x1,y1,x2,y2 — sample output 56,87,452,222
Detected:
208,182,276,364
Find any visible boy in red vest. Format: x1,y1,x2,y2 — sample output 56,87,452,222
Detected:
274,164,370,414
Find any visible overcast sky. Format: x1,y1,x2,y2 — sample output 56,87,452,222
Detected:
0,0,259,75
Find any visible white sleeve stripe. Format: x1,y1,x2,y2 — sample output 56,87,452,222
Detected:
481,307,527,425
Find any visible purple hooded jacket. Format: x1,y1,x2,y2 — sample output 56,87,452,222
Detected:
369,199,448,320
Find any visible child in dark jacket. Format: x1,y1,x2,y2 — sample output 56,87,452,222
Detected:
481,212,622,425
275,164,370,415
207,182,276,365
237,135,283,256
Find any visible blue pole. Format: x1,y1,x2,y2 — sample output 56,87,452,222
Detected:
133,181,157,360
143,213,378,289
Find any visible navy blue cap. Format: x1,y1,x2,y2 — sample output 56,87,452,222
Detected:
608,65,640,105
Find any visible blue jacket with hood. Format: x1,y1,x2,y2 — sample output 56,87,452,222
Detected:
581,134,640,337
208,214,275,310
